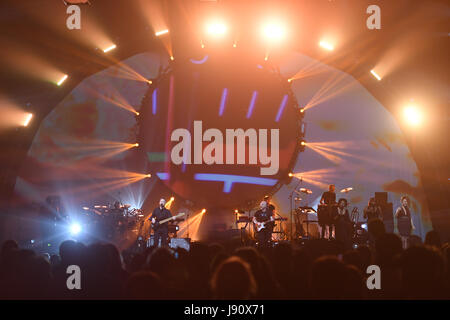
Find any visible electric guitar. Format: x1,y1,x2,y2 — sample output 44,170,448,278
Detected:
151,212,185,229
254,219,275,232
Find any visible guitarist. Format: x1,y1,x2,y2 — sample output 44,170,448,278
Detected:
253,201,275,248
149,198,172,247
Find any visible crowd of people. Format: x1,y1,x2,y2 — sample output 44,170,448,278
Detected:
0,221,449,299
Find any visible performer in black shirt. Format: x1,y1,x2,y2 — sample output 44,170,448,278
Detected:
149,198,172,247
253,201,275,248
263,195,276,212
320,184,336,205
318,185,337,239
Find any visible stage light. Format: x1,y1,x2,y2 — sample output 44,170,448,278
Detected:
403,105,422,126
201,209,206,214
23,113,33,127
319,40,334,51
234,209,238,214
103,44,116,53
299,108,305,113
288,173,293,177
288,78,292,83
361,223,368,230
147,80,153,84
57,74,68,86
170,196,175,201
146,174,152,178
233,42,237,48
170,56,174,61
134,143,139,147
206,21,227,36
370,69,381,81
262,22,286,42
201,43,205,49
155,29,169,37
82,207,89,210
300,140,307,146
69,223,82,235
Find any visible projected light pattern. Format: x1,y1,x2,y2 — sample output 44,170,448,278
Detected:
152,88,158,115
246,91,258,119
218,88,228,116
275,94,288,122
190,55,209,65
156,172,170,180
194,173,277,193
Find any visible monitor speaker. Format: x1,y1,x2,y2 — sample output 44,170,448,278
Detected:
170,238,191,251
375,192,388,206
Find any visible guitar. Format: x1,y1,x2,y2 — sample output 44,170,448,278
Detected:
151,212,185,229
254,219,275,232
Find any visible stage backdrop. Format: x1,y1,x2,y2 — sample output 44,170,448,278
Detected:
12,51,432,240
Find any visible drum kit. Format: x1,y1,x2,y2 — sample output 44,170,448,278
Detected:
81,202,146,238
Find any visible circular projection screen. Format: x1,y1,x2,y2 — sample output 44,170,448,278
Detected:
138,56,301,208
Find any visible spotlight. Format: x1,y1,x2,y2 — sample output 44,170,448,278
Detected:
370,69,381,81
23,113,33,127
319,40,334,51
69,223,82,235
288,172,293,177
146,174,152,178
170,56,174,61
233,42,237,48
103,44,116,53
300,140,306,146
262,22,286,42
201,209,206,214
155,29,169,37
147,80,153,84
170,196,175,201
206,21,227,36
57,75,68,86
134,143,139,147
234,209,238,214
299,108,305,113
361,223,368,230
135,112,140,116
403,105,422,126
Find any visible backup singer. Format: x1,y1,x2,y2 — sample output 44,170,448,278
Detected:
253,201,275,247
363,198,382,221
149,198,172,247
334,198,352,250
395,196,415,249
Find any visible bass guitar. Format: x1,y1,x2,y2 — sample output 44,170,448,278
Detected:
151,212,185,229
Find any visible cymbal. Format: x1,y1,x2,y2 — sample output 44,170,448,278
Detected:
299,188,313,194
340,187,353,193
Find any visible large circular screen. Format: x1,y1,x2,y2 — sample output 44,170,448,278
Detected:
138,54,301,208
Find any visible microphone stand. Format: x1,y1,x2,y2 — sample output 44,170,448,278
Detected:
186,212,190,239
289,178,303,240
